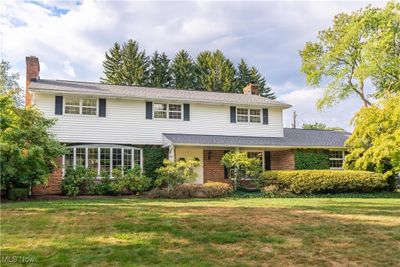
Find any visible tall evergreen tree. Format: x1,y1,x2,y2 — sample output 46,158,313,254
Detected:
148,51,172,88
101,42,123,84
171,50,196,89
121,39,150,86
248,66,276,99
102,39,149,86
195,50,236,92
235,59,252,93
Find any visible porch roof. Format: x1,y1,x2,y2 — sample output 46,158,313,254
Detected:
163,128,350,149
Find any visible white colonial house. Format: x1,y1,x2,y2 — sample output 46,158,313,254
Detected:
25,56,350,195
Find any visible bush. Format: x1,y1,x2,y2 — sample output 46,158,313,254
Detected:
202,182,234,198
258,170,387,194
143,146,166,180
147,182,233,198
155,158,200,189
127,168,152,193
8,187,29,200
61,167,97,197
295,150,329,170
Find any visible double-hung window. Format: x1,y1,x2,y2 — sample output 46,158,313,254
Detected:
64,97,97,115
237,108,261,123
154,103,182,120
329,151,344,169
65,98,80,114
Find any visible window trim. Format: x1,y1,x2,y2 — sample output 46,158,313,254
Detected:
329,150,345,170
153,102,183,120
62,144,143,178
236,107,262,124
64,97,98,116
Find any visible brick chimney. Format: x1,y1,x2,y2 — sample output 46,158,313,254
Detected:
26,56,40,106
243,82,259,95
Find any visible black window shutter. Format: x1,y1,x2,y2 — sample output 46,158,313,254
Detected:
146,102,153,119
264,151,271,170
55,96,63,115
99,99,106,117
183,104,190,121
230,106,236,123
263,108,269,124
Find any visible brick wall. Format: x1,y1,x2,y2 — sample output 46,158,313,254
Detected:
203,150,231,184
25,56,40,107
271,150,295,170
32,157,63,195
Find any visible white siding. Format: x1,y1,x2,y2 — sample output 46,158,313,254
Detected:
33,93,284,145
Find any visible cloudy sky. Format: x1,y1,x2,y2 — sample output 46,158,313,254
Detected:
1,0,386,130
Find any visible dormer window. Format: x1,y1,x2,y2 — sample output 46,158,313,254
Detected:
237,108,261,123
154,103,182,120
64,97,97,115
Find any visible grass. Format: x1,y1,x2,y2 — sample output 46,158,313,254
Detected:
1,192,400,266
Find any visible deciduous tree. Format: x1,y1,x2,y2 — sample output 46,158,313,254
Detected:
0,93,66,197
300,1,400,109
344,93,400,191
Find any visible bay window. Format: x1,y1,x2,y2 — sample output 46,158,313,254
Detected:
75,148,86,167
63,145,143,178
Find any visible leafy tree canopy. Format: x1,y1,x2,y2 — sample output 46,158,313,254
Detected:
0,93,66,196
344,93,400,190
302,122,344,131
300,1,400,110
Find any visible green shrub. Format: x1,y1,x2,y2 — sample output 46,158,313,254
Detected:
147,182,233,198
126,166,153,193
61,167,97,197
295,150,329,170
143,146,166,180
155,158,200,189
221,152,262,190
258,170,387,194
8,187,29,200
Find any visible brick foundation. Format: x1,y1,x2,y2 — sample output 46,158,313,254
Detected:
32,157,63,195
271,150,295,170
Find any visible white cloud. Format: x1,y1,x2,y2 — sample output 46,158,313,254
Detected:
62,60,75,77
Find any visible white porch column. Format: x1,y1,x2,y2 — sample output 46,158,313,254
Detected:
168,146,175,161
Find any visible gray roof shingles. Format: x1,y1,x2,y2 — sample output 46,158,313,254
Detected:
163,128,351,148
30,79,291,107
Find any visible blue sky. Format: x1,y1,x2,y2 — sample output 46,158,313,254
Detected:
1,0,386,130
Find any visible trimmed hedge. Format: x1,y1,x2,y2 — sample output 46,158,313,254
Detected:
147,182,233,198
295,150,329,170
258,170,387,194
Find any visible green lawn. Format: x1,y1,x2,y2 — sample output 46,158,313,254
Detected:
1,193,400,266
